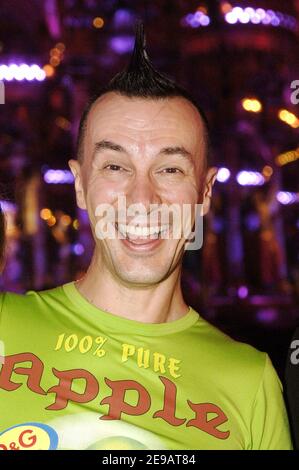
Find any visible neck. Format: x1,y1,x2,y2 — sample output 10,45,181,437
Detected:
75,250,189,324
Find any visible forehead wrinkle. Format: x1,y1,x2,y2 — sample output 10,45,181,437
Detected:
119,98,176,133
139,98,171,128
86,96,205,162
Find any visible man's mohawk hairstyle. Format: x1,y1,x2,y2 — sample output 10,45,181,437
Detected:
103,20,181,98
76,20,210,164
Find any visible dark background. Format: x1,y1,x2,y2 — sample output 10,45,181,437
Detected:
0,0,299,380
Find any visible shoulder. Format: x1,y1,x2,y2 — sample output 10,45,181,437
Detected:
190,307,268,378
0,283,69,319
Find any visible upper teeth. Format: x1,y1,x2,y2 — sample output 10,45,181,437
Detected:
117,224,168,237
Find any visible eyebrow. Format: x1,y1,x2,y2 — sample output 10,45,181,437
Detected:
93,139,193,162
93,140,128,155
158,145,193,160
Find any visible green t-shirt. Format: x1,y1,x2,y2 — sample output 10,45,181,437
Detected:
0,282,292,450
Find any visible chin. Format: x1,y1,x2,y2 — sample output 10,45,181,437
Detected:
115,266,169,287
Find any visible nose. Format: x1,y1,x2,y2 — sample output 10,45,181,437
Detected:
126,172,161,213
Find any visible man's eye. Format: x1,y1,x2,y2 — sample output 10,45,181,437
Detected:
104,164,124,171
160,168,183,174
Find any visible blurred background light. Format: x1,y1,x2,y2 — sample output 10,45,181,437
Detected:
224,6,298,31
276,191,299,205
0,64,46,81
44,169,74,184
236,171,265,186
216,167,231,183
278,109,299,128
242,98,263,113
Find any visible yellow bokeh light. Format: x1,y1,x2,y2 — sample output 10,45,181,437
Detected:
278,109,288,120
73,219,80,230
288,114,296,125
242,98,262,113
93,17,104,28
60,214,72,226
275,147,299,166
55,116,71,131
40,208,52,220
43,64,55,77
221,2,232,14
55,42,66,52
47,216,56,227
50,48,60,57
262,165,273,178
50,57,60,67
196,6,208,14
278,109,299,128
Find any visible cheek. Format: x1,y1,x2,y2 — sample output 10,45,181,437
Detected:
84,178,126,231
161,185,198,233
85,177,120,210
164,182,198,206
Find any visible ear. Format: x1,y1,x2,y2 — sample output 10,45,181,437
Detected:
199,167,218,216
68,159,87,210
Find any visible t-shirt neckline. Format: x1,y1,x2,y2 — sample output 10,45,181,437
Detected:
62,281,199,336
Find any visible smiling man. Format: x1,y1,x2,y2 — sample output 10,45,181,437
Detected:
69,92,209,322
0,23,292,450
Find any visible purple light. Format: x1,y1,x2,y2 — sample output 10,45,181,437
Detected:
183,12,211,28
277,12,284,22
184,6,297,31
45,0,61,38
0,63,46,81
251,14,261,24
245,7,254,16
216,167,231,183
290,18,297,29
238,286,248,298
271,17,280,27
236,171,265,186
109,36,134,54
262,13,271,25
225,11,238,24
190,17,200,28
222,6,297,31
0,201,17,213
256,8,266,20
113,9,134,27
194,11,203,20
267,10,276,21
44,169,74,184
212,216,224,233
239,12,250,24
201,16,210,26
72,243,85,256
256,308,277,324
276,191,298,205
245,213,260,231
233,7,243,16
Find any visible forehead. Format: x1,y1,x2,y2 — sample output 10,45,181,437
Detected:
85,92,205,149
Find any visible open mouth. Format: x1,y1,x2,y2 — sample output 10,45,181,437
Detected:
114,222,171,249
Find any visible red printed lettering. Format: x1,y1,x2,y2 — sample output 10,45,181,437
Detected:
0,353,46,395
100,378,151,420
46,368,99,410
153,376,186,426
186,401,230,439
